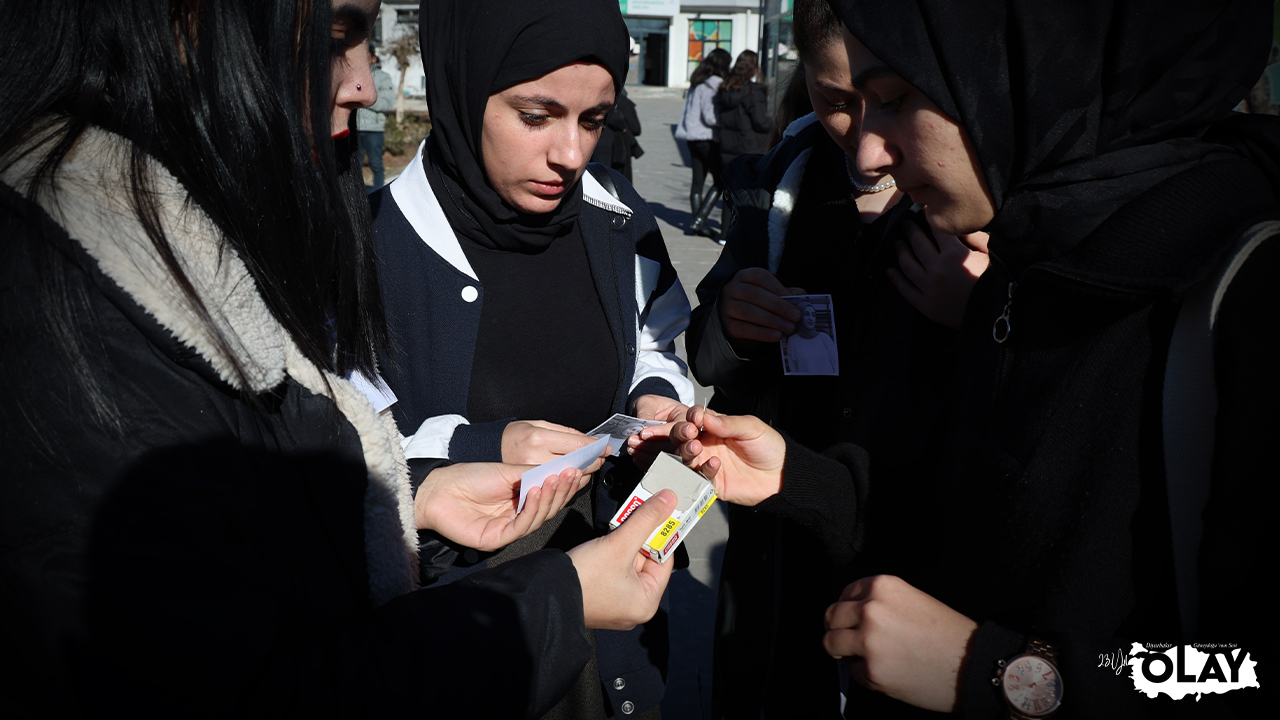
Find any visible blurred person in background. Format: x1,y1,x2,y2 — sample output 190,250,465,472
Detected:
357,46,397,189
676,47,731,239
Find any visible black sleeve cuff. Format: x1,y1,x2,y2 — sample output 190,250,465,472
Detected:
755,433,870,564
628,377,681,411
448,419,514,463
958,621,1026,719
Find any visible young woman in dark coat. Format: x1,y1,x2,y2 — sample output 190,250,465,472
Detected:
0,0,678,716
714,50,771,166
671,0,1276,717
369,2,693,717
680,1,988,715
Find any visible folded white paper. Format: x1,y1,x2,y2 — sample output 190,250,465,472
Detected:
516,435,610,513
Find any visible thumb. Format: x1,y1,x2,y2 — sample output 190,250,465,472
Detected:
612,489,677,546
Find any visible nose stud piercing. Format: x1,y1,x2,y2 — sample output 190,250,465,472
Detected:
356,84,362,91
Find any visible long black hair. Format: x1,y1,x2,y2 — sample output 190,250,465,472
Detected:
0,0,385,397
689,48,731,90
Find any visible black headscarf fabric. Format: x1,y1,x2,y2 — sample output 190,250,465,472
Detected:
828,0,1275,271
420,0,630,252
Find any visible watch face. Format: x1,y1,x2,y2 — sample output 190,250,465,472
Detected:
1001,654,1063,717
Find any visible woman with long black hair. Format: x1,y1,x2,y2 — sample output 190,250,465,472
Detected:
370,1,693,717
0,0,677,716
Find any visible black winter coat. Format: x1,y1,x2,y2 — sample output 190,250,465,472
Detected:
590,89,642,181
762,154,1276,719
0,129,592,719
715,82,770,158
687,118,955,719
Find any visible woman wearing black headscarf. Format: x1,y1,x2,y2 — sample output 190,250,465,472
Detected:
370,1,693,717
671,0,1276,717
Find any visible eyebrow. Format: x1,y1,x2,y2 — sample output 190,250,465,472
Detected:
852,65,899,90
512,96,615,115
514,95,565,109
813,78,854,94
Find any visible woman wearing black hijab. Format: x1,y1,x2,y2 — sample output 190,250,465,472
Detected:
671,0,1276,717
371,1,693,717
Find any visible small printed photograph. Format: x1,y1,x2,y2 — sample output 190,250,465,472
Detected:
780,294,839,376
588,413,667,456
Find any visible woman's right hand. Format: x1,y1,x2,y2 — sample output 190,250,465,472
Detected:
415,463,588,551
567,490,677,630
670,406,787,506
718,268,807,344
502,420,606,471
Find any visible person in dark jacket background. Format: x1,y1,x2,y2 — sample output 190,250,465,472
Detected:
590,87,643,182
715,50,771,166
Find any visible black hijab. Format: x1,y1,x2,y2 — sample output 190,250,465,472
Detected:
420,0,630,252
829,0,1276,272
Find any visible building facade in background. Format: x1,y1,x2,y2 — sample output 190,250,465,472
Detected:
621,1,762,87
372,2,767,102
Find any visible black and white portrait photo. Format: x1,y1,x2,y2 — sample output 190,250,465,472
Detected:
780,294,838,375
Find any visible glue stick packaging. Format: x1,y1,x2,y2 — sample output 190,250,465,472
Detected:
609,452,718,562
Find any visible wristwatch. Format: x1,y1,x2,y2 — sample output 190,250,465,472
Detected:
992,638,1063,719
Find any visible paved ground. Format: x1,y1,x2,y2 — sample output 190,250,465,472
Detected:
624,86,730,720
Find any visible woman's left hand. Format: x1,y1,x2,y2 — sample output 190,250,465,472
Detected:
414,463,589,551
824,575,978,713
888,221,990,330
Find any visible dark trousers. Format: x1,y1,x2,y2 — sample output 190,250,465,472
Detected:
686,139,722,198
358,130,385,189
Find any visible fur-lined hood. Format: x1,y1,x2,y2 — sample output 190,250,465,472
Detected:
1,126,419,606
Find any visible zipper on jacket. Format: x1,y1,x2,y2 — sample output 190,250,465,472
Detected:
993,281,1016,343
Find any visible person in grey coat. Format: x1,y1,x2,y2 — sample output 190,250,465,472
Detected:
675,48,731,239
356,47,397,189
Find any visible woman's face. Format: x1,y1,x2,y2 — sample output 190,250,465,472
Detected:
481,62,615,214
801,305,817,330
804,30,868,175
329,0,382,138
841,30,995,234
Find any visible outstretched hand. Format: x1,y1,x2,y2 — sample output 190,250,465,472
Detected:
669,406,787,506
415,463,588,552
888,220,989,330
824,575,978,713
567,489,677,630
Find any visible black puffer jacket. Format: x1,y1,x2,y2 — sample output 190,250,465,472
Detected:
715,81,770,157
